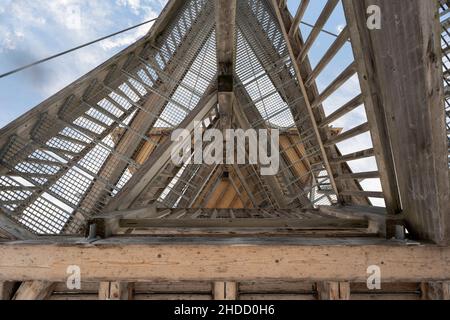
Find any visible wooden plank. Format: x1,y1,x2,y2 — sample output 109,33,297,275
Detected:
329,148,375,165
213,282,238,300
311,62,357,109
351,293,420,300
0,209,37,240
319,94,363,128
239,281,315,294
335,171,380,181
344,0,450,243
134,294,212,300
289,0,310,36
339,0,400,216
91,204,159,238
317,281,350,300
13,281,54,300
0,281,16,300
319,205,391,236
339,191,384,199
350,282,420,293
215,0,237,73
421,282,450,300
49,294,97,300
53,281,99,293
98,282,132,300
240,294,316,300
119,218,369,229
319,282,349,300
216,0,236,130
324,122,370,147
297,0,339,63
1,240,450,282
134,281,212,293
306,26,350,86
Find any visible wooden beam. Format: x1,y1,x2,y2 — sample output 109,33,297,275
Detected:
119,218,368,229
99,282,133,300
233,96,290,208
0,209,36,240
215,0,236,74
289,0,310,36
343,0,450,243
306,26,350,86
1,239,450,282
0,281,16,300
319,205,401,236
317,281,350,300
213,282,238,300
216,0,236,129
297,0,339,63
90,204,158,238
341,1,402,215
0,0,183,153
105,93,218,211
13,281,54,300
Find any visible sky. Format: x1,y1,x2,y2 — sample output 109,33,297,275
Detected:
0,0,167,127
0,0,383,206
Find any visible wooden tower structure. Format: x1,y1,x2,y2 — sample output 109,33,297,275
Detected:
0,0,449,300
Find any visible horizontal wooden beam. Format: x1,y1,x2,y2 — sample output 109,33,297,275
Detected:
0,239,449,282
329,148,375,165
334,171,380,181
119,218,369,229
339,190,384,199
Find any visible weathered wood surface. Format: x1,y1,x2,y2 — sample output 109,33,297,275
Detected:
0,209,36,240
213,282,238,300
0,239,449,282
13,281,54,300
343,0,450,243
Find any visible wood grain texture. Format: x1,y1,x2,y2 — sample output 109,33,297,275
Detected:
0,240,449,282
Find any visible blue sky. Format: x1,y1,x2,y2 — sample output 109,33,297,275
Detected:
0,0,383,204
0,0,350,128
0,0,167,127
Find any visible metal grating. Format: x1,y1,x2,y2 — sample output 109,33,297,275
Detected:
440,1,450,168
0,0,214,235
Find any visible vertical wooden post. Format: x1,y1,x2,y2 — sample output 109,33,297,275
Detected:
213,282,238,300
317,282,350,300
0,281,16,300
99,282,133,300
343,0,450,243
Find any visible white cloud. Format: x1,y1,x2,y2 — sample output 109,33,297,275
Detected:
0,0,163,110
117,0,142,15
100,3,158,50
